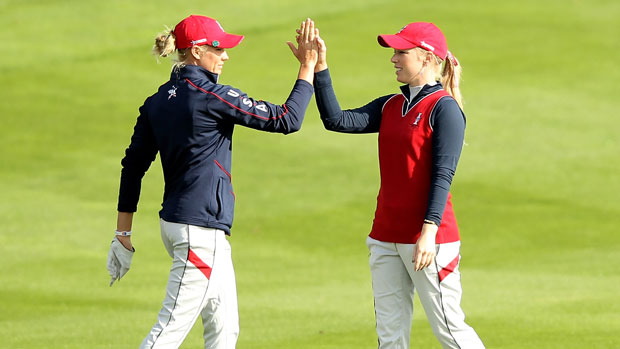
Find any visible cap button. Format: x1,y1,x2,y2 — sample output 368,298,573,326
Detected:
212,40,220,47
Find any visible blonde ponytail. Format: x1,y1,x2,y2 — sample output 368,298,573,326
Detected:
153,29,176,58
152,29,195,69
441,51,463,110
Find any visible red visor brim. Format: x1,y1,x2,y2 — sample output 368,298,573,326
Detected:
377,34,416,50
217,34,244,48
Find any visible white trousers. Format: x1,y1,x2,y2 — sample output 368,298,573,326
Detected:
140,219,239,349
367,237,484,349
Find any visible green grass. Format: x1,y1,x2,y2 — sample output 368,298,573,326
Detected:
1,0,619,348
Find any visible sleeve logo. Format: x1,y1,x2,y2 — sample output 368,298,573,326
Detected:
226,89,268,113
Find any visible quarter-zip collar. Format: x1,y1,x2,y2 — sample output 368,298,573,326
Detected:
400,82,443,115
172,64,220,84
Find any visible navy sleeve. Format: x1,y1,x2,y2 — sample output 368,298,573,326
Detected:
314,69,391,133
117,101,159,212
202,79,313,134
425,97,466,225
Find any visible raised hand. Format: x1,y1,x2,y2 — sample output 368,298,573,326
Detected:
287,18,319,83
295,25,327,72
288,19,318,66
315,28,327,72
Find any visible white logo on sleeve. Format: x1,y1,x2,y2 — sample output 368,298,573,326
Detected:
168,86,177,100
226,89,267,113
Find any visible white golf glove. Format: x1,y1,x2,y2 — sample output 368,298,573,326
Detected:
107,237,135,286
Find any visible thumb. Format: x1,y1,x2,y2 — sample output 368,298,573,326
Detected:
286,41,298,56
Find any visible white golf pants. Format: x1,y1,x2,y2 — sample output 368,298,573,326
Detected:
367,237,484,349
140,219,239,349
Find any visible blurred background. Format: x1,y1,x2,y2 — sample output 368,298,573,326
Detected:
1,0,618,347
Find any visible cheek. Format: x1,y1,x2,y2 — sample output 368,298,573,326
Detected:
404,60,420,73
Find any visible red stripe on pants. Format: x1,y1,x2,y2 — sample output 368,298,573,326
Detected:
188,249,212,279
438,255,460,283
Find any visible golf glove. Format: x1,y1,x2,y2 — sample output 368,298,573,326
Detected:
107,237,135,286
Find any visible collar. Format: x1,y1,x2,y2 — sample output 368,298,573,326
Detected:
399,82,444,115
400,82,443,103
172,64,219,84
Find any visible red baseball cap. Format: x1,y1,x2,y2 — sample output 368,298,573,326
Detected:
173,15,244,49
377,22,448,60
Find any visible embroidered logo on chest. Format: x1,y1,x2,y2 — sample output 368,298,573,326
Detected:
411,113,422,127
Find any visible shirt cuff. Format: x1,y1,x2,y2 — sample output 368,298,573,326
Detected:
313,68,332,89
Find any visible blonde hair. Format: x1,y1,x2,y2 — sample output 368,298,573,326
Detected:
152,29,207,69
414,47,463,110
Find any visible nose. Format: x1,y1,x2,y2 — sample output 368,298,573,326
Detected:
390,54,398,63
222,51,229,61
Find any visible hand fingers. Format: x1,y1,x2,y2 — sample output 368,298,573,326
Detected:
299,20,307,41
414,255,423,272
108,257,120,286
413,249,435,271
308,20,315,42
412,248,420,271
316,34,325,48
301,19,308,42
303,18,311,42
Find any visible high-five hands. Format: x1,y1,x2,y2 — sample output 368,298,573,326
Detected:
293,21,327,72
314,28,327,72
287,18,319,66
287,19,319,83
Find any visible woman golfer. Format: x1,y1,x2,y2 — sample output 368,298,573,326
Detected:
311,22,485,348
107,15,318,348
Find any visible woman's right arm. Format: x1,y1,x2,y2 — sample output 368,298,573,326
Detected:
199,19,317,134
115,101,158,251
117,103,158,213
315,69,391,133
314,33,390,134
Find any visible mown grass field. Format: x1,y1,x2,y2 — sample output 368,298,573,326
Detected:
1,0,619,348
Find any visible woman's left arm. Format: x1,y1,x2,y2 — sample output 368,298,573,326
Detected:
413,97,465,271
425,98,466,225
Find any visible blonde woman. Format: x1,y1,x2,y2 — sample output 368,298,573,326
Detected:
312,22,485,348
106,15,318,348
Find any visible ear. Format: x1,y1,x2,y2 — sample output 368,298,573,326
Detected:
191,46,202,60
424,53,433,65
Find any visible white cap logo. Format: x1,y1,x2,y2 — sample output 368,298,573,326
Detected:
191,38,207,45
420,41,435,52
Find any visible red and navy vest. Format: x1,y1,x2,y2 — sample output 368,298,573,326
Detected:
369,89,460,244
